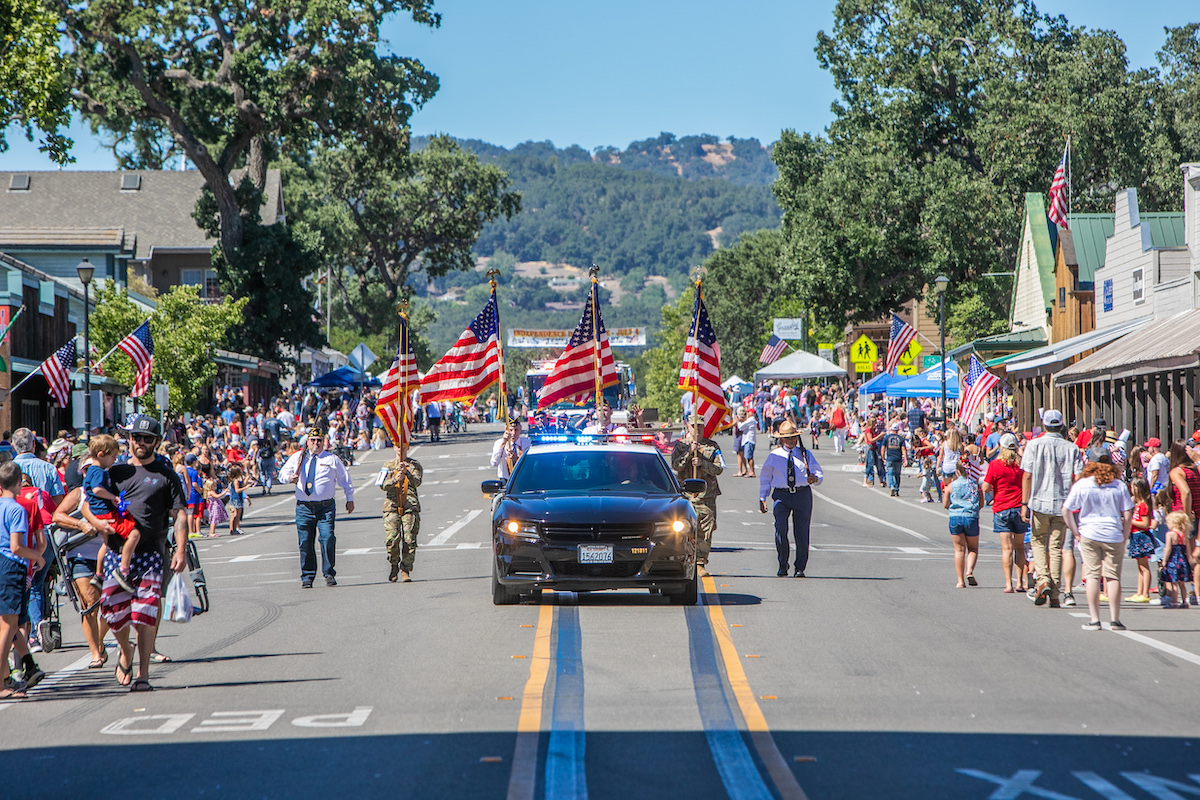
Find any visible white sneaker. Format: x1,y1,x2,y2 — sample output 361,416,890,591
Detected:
1062,593,1077,607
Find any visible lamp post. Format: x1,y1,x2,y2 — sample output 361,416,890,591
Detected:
77,259,94,441
934,274,950,425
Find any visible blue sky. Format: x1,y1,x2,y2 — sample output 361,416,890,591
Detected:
1,0,1194,171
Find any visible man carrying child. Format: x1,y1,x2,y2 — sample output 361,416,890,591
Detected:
84,434,141,593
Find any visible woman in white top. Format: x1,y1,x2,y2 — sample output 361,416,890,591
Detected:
738,408,760,478
1063,456,1134,631
940,427,962,485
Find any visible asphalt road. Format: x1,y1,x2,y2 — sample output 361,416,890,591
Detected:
4,423,1199,800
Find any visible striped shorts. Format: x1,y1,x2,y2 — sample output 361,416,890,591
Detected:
99,549,163,632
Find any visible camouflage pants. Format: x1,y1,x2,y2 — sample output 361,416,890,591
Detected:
384,511,420,572
691,499,716,566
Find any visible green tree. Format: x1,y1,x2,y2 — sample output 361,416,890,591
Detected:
1,0,72,163
90,282,247,413
639,293,693,422
57,0,440,262
290,136,521,334
700,228,784,381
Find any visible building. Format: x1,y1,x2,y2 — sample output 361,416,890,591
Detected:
0,169,284,298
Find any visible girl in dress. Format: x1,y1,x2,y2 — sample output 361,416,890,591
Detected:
227,464,248,537
203,478,229,538
1127,478,1156,603
1159,511,1193,609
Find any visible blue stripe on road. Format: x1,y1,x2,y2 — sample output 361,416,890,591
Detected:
685,605,774,800
545,599,587,800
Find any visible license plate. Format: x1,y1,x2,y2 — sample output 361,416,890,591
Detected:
577,544,613,564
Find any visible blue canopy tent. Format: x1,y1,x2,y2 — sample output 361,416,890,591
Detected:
305,366,383,389
859,372,900,395
885,361,960,399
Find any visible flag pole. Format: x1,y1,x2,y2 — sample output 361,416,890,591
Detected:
1066,134,1071,228
589,265,602,411
488,268,507,424
0,305,24,345
690,270,703,479
94,317,152,369
398,300,411,501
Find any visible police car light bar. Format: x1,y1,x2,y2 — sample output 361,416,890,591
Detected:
528,432,658,446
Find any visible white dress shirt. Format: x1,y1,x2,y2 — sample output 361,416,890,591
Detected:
758,446,824,501
490,435,531,479
279,448,355,503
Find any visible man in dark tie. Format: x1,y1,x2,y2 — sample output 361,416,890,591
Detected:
279,426,355,588
758,420,824,577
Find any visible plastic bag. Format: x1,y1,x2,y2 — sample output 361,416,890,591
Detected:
163,572,194,623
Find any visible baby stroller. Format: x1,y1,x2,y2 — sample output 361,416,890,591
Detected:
168,530,210,615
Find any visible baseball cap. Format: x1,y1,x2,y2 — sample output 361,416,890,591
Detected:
185,454,198,465
1041,409,1064,427
889,422,901,432
1192,430,1200,444
1094,417,1107,429
71,443,89,459
128,416,162,438
1144,437,1161,448
999,433,1018,450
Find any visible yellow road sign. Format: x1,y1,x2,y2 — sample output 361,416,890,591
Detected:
898,341,922,365
896,364,919,376
850,334,877,365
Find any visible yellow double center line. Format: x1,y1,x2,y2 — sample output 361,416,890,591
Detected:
507,602,554,800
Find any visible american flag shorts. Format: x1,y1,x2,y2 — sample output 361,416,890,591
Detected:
99,550,163,632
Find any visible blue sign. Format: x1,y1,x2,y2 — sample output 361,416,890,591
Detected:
1103,278,1113,312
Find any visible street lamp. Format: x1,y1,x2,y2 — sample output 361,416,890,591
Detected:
934,275,950,425
76,259,94,441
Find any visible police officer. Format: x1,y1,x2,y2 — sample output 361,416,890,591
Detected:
670,419,724,574
380,443,423,583
759,420,824,577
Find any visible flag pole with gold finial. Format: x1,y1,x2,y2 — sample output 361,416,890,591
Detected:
589,264,602,411
689,267,703,479
398,300,411,501
487,267,508,424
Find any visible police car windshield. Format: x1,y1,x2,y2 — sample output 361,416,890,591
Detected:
508,450,675,495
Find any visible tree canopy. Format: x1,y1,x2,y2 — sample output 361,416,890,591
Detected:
0,0,72,163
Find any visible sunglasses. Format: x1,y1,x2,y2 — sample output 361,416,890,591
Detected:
130,433,160,444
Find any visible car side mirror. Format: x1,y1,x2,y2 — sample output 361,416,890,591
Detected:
682,479,707,495
481,479,505,496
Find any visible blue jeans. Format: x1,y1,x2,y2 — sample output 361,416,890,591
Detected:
993,508,1027,536
773,487,813,572
26,541,54,630
296,500,337,580
886,459,903,491
865,449,880,483
260,459,276,490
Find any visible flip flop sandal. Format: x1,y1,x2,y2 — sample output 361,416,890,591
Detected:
130,679,154,692
967,575,978,586
0,687,26,700
88,658,106,669
115,660,132,687
150,652,172,663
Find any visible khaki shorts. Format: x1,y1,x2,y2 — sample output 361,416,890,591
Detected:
1080,538,1123,583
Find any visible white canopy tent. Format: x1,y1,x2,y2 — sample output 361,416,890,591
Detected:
753,349,845,382
721,375,750,390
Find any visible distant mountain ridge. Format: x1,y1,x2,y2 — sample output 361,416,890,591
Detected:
414,133,782,278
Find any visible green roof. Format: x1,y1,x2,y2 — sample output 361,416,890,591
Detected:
1141,212,1187,248
1067,214,1113,286
947,327,1047,359
1024,193,1057,310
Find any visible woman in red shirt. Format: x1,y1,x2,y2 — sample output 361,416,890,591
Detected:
981,433,1027,593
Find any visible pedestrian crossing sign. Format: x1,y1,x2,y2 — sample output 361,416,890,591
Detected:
898,341,922,365
850,334,877,373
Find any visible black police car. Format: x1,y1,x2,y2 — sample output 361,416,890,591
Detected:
482,441,704,605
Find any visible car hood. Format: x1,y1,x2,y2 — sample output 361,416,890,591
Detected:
497,493,692,524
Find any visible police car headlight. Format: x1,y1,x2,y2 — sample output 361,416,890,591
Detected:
501,520,540,541
654,520,690,536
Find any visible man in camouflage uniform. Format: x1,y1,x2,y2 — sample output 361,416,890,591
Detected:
670,419,724,574
380,444,423,583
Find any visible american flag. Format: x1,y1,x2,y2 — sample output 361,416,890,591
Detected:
376,315,419,446
1048,143,1069,229
759,334,787,364
419,289,501,402
537,282,617,409
959,354,1000,425
89,343,105,377
884,313,917,375
116,321,154,397
39,339,76,406
679,288,732,438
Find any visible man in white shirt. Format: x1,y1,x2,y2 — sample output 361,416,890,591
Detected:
1144,437,1170,491
582,404,627,436
490,417,531,480
279,426,355,588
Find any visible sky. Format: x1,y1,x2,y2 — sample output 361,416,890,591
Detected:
1,0,1195,171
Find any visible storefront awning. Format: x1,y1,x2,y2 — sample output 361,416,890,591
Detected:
1054,309,1200,386
1003,318,1150,378
946,327,1046,360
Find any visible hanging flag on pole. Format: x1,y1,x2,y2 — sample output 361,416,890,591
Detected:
758,334,788,365
679,285,732,438
1048,141,1070,229
884,313,917,376
376,313,419,446
959,353,1000,424
537,281,617,409
116,320,154,397
39,339,76,406
419,286,502,403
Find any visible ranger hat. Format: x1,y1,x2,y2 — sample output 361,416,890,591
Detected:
775,420,801,439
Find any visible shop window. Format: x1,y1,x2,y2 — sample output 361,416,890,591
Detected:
1058,287,1066,311
1132,268,1144,303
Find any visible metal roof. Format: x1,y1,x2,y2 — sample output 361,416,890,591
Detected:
1141,212,1187,248
1024,193,1057,309
1054,309,1200,385
1062,215,1113,285
946,327,1046,360
1003,317,1150,377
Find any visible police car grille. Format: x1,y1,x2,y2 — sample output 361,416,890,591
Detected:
542,524,653,542
556,562,643,578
